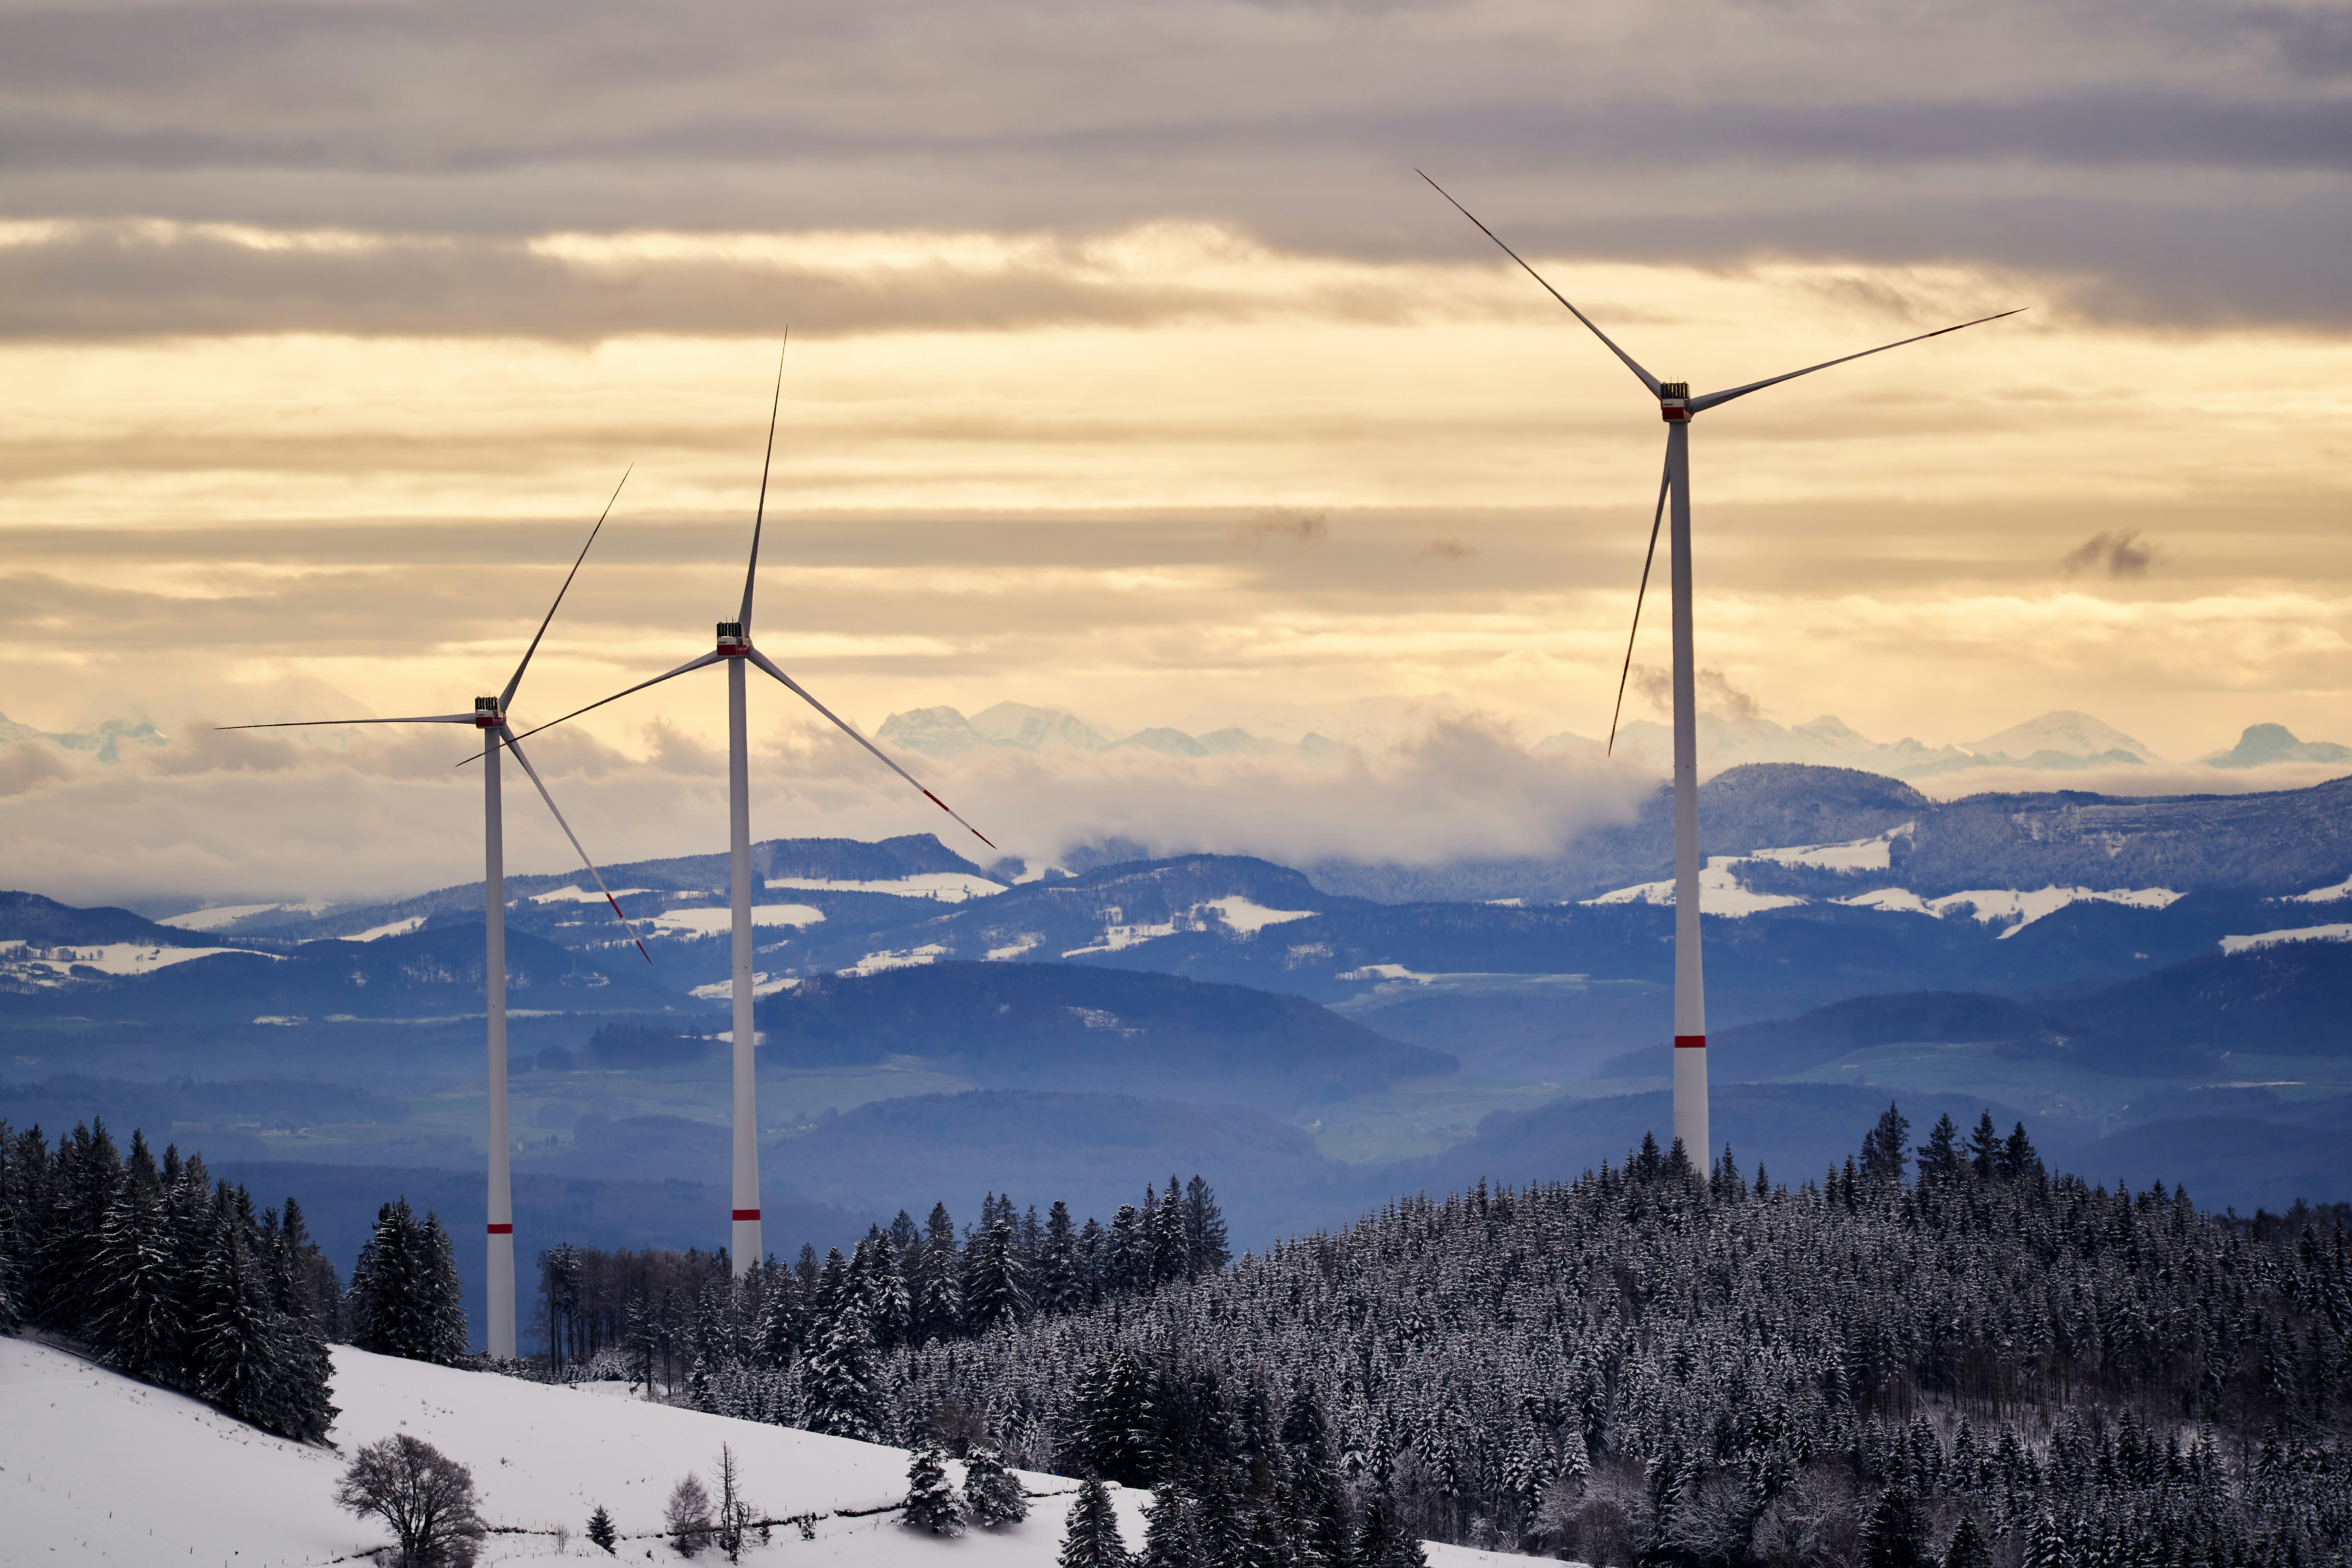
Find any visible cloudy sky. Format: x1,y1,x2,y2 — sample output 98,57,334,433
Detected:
3,0,2349,899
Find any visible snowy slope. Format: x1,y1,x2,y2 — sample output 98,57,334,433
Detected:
2,1338,1529,1566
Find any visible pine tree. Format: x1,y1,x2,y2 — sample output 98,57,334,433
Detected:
916,1204,962,1342
1862,1488,1933,1568
1037,1200,1081,1313
420,1210,470,1362
190,1200,287,1431
587,1503,618,1554
964,1197,1030,1332
1943,1514,1991,1568
964,1442,1028,1527
903,1443,965,1536
1059,1476,1132,1568
1862,1104,1912,1186
1998,1121,2041,1179
1140,1481,1200,1568
1967,1111,2001,1179
90,1171,179,1382
1183,1176,1231,1277
1355,1495,1424,1567
801,1251,882,1441
1916,1113,1964,1186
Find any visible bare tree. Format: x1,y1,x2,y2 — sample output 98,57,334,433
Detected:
665,1473,715,1558
333,1433,487,1568
712,1445,757,1563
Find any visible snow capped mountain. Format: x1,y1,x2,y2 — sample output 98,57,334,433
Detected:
1961,709,2158,765
0,710,167,764
877,703,1339,763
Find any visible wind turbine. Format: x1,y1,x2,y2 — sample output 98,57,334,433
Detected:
1422,173,2020,1163
221,473,650,1358
494,341,993,1276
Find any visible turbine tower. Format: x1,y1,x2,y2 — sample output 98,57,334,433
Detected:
223,475,649,1358
499,343,992,1274
1423,173,2020,1162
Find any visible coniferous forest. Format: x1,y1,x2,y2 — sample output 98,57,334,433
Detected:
543,1111,2352,1566
0,1118,339,1441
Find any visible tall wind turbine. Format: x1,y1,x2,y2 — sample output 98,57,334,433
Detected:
1422,173,2020,1162
497,342,992,1275
222,474,649,1358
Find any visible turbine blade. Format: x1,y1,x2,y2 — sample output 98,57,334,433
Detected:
743,647,997,851
740,333,789,634
1607,449,1674,757
456,651,725,765
217,714,475,730
1687,308,2027,414
1418,171,1661,397
497,725,654,965
503,464,632,709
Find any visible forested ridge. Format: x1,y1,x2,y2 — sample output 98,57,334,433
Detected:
568,1108,2352,1564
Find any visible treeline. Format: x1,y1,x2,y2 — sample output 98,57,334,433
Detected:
851,1106,2352,1565
529,1176,1231,1411
0,1118,338,1441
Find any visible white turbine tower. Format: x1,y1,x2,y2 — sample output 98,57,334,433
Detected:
498,343,993,1275
222,475,650,1358
1423,173,2020,1163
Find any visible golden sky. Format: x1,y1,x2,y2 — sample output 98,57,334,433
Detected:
1,0,2347,897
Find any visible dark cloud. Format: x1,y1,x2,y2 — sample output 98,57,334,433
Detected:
2062,528,2157,579
0,0,2343,331
1629,664,1761,722
1419,537,1476,560
1233,510,1330,546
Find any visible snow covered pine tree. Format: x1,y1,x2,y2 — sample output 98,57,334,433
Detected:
962,1441,1028,1527
1059,1476,1130,1567
902,1443,965,1536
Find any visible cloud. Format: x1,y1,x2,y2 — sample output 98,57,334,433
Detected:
2062,529,2157,579
1627,666,1760,723
1418,538,1476,560
1232,510,1330,546
0,711,1656,904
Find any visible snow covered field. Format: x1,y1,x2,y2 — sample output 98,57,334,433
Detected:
2,1338,1530,1566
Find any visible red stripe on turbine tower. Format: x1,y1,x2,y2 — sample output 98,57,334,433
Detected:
487,1223,514,1234
1675,1035,1708,1048
732,1209,761,1221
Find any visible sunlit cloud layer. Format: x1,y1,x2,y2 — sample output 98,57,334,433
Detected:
1,0,2348,899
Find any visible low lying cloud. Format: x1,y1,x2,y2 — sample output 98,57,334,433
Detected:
0,713,1656,906
1419,538,1477,560
2062,528,2157,579
1628,665,1760,723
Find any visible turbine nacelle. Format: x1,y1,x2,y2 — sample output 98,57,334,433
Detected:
1658,382,1691,423
473,696,504,728
715,620,749,657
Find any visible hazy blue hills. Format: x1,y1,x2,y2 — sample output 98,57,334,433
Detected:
752,961,1453,1106
2205,722,2352,768
0,922,679,1021
0,889,256,952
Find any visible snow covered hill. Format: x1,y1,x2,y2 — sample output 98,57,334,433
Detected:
2,1337,1527,1566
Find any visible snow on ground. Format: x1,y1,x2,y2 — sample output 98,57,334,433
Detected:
689,973,801,1001
1832,884,2184,935
766,873,1005,903
985,936,1041,961
650,903,824,937
1338,963,1438,984
1581,858,1808,917
0,938,284,985
839,943,951,977
2221,922,2352,955
2286,874,2352,904
1196,897,1318,935
352,915,427,941
530,886,654,904
1,1338,1526,1566
157,901,287,931
1746,822,1913,871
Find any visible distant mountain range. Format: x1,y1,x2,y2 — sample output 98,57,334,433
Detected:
0,710,167,764
877,700,1343,760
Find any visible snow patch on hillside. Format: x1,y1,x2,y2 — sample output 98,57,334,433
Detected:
840,943,951,977
2221,923,2352,956
0,939,282,985
2,1337,1517,1566
530,885,652,905
1197,896,1317,935
1747,822,1914,871
352,915,426,941
652,904,825,937
2284,874,2352,904
1582,859,1808,917
158,901,286,931
1831,884,2184,934
767,873,1005,902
